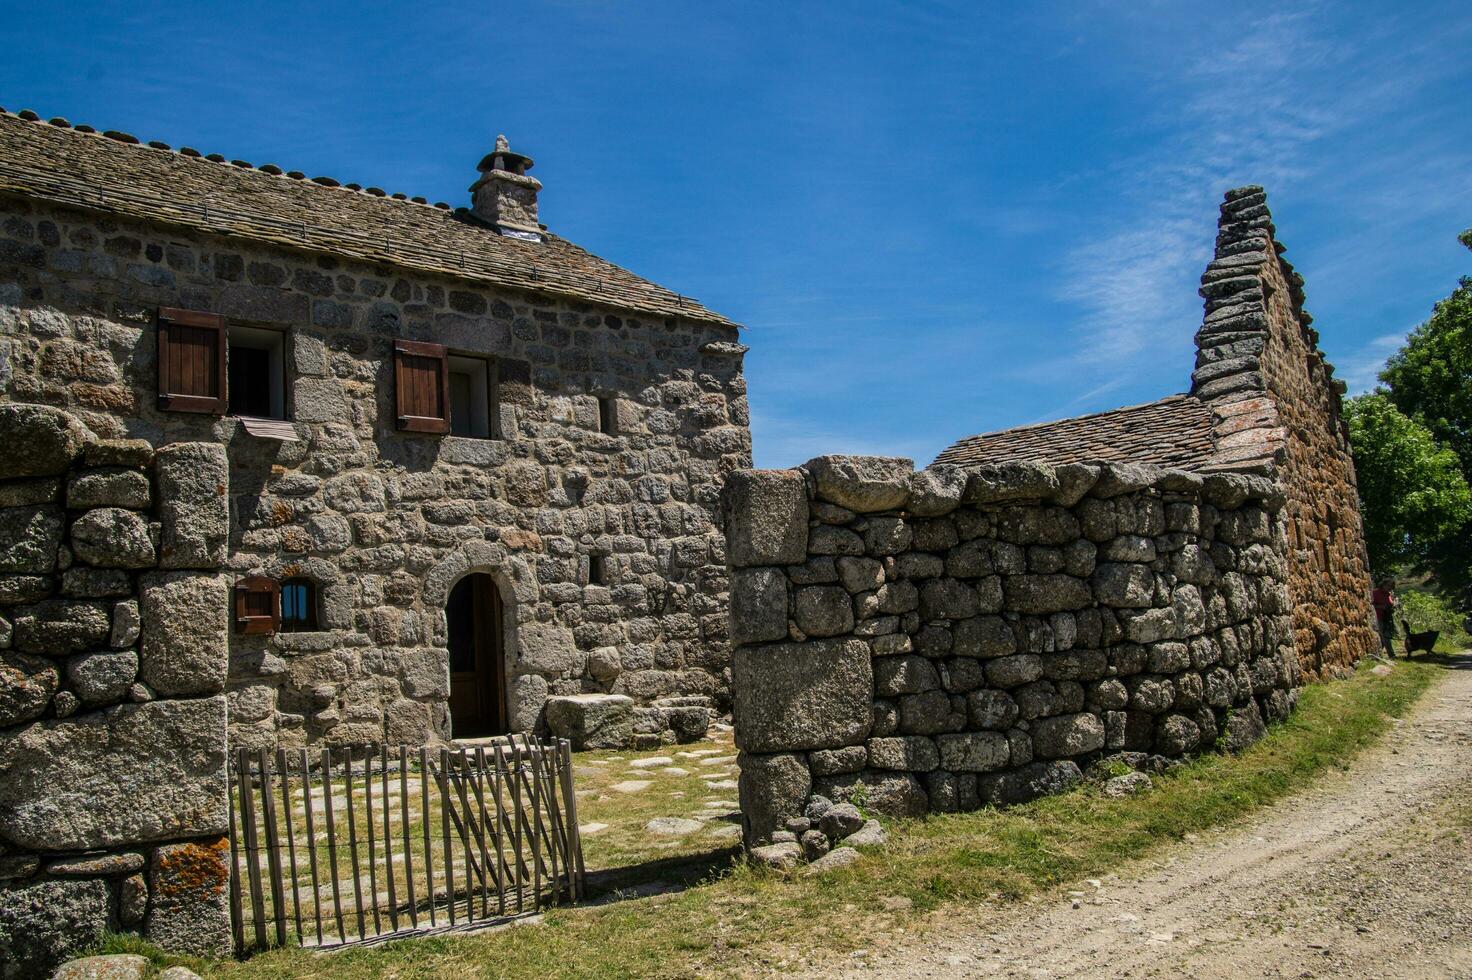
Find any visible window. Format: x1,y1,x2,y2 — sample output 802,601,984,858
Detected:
589,554,608,586
157,308,227,414
447,355,495,438
234,575,280,634
597,396,616,435
279,578,318,632
227,325,286,419
394,339,451,433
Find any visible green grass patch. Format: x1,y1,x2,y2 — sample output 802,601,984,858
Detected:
184,658,1440,979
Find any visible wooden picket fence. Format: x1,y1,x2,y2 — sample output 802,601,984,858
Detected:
227,736,586,952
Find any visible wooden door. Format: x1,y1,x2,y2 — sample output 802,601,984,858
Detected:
446,574,507,737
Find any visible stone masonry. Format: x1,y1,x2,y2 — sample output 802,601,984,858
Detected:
938,188,1376,682
0,108,750,754
727,190,1369,845
728,455,1301,845
0,404,232,977
1188,187,1376,677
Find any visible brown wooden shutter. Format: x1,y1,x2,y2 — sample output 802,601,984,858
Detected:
157,308,227,414
394,339,450,433
234,575,281,635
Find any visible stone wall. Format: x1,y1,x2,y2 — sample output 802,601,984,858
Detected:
0,404,231,977
0,195,750,750
1191,187,1376,678
726,455,1301,846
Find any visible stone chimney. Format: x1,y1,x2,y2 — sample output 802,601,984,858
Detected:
470,135,543,240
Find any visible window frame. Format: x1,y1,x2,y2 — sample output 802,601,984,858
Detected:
446,353,498,439
226,323,288,420
278,576,320,633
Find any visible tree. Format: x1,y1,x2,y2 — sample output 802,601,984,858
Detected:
1379,241,1472,477
1343,393,1472,581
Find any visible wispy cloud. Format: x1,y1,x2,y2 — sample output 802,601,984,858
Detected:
1337,331,1408,394
1043,4,1459,404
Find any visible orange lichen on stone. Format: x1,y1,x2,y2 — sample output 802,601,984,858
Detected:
152,836,230,899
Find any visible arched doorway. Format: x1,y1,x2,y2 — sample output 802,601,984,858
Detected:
446,573,507,737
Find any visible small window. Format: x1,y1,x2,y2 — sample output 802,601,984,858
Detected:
279,577,318,632
447,355,496,438
597,396,616,435
227,325,286,419
589,554,608,586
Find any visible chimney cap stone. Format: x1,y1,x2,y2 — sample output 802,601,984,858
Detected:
477,134,534,175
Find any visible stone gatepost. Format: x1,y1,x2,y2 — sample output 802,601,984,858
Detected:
0,405,233,977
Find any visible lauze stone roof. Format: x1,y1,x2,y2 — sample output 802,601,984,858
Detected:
934,394,1222,471
0,109,736,327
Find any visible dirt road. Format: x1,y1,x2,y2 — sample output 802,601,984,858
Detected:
841,658,1472,979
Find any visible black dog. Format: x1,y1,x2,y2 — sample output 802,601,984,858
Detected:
1400,617,1439,655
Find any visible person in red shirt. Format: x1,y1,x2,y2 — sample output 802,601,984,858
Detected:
1371,579,1397,657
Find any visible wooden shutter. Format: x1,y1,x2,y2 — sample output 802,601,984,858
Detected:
394,339,450,433
157,308,227,414
234,575,281,635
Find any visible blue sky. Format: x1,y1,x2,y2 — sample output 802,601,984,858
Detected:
3,0,1468,467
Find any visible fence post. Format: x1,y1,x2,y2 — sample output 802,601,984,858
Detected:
300,748,324,946
257,747,288,948
237,748,268,950
559,739,587,897
227,754,245,952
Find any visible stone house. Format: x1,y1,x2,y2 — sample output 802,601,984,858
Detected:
0,108,751,753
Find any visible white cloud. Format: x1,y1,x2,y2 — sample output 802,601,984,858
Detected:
1337,332,1408,394
1044,4,1459,400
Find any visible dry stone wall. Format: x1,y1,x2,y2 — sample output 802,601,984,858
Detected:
1191,187,1376,677
0,196,749,751
0,404,231,977
726,456,1301,845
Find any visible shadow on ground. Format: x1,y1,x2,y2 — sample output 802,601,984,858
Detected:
584,845,743,905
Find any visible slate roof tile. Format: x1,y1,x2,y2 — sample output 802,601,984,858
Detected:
935,394,1220,471
0,111,736,328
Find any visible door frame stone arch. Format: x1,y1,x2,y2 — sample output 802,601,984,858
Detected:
424,541,539,732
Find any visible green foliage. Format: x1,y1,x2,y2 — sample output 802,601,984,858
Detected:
1380,277,1472,477
1344,393,1472,579
1398,588,1472,649
1354,228,1472,603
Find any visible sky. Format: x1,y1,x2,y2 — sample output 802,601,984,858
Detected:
2,0,1468,468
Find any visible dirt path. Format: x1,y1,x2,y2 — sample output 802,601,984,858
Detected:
840,658,1472,980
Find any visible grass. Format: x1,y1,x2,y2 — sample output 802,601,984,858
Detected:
225,738,742,946
109,657,1444,979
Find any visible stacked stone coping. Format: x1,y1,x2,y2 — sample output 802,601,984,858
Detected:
726,454,1301,847
0,404,232,975
0,195,749,753
1190,186,1376,677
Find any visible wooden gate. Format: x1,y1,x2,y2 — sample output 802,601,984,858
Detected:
227,736,586,951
